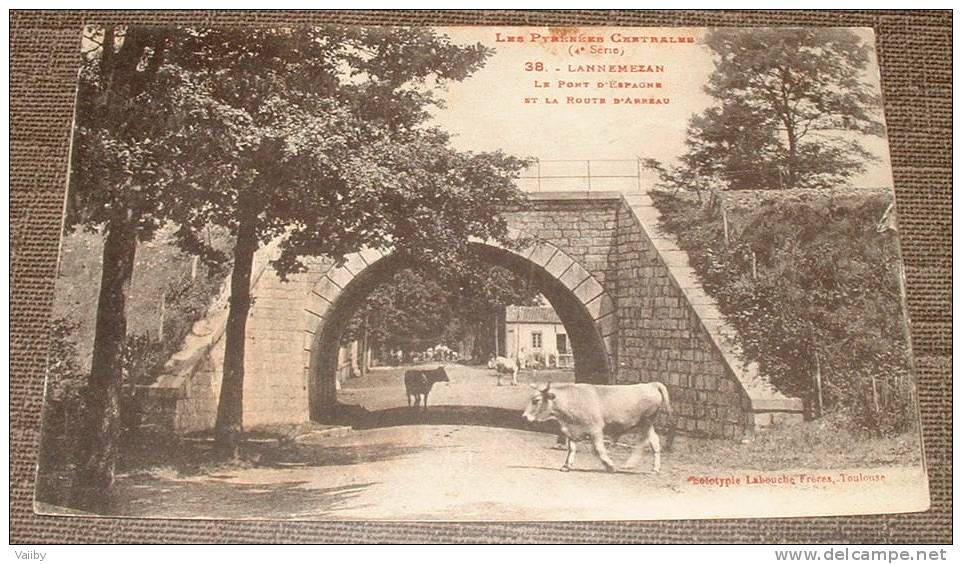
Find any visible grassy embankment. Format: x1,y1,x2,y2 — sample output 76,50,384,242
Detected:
650,188,920,456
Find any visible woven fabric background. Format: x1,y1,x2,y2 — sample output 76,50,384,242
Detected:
9,10,951,544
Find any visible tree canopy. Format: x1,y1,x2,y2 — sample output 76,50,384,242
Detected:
159,27,526,274
342,253,543,356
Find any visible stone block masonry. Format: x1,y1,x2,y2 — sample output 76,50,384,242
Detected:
618,192,803,436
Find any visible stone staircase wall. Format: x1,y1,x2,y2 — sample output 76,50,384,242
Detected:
617,192,804,435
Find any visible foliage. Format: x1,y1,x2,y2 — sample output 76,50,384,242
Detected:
67,27,210,246
52,226,230,373
156,264,228,348
646,28,884,192
343,268,450,351
40,246,227,468
42,225,228,485
130,26,526,449
42,318,88,435
64,26,209,505
651,191,916,436
152,27,526,275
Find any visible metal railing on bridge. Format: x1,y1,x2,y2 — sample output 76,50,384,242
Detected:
516,158,650,194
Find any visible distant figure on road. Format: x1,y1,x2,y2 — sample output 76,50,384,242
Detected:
404,367,450,409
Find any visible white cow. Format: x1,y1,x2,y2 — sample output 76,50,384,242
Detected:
522,381,674,473
488,355,521,386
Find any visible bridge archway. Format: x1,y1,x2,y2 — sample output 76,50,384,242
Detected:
304,235,616,421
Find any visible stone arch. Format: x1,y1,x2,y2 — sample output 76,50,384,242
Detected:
302,233,617,421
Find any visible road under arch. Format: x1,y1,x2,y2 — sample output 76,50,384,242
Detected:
306,241,614,422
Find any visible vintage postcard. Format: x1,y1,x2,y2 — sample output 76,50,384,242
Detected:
36,25,929,521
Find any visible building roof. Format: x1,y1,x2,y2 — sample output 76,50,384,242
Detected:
505,305,562,324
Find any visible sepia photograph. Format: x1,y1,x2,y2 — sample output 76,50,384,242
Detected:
33,23,930,522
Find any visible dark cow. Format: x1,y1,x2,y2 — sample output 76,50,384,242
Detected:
404,367,450,409
522,381,674,473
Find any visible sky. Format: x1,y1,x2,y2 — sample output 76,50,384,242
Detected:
428,26,895,189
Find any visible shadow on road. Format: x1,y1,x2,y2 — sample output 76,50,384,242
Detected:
263,441,447,469
317,403,559,435
507,464,651,475
111,475,376,519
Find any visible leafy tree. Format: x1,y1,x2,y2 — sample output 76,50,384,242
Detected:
342,269,450,354
684,103,784,191
67,26,184,511
343,254,542,360
67,25,526,503
651,28,884,191
159,27,526,456
444,254,543,358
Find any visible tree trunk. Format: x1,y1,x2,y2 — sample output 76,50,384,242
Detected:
157,291,166,341
214,213,258,459
350,341,360,378
813,349,824,418
360,314,369,377
721,205,730,247
784,120,799,188
481,319,495,360
460,327,476,362
74,210,138,512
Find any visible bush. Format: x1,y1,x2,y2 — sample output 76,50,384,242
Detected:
40,258,227,471
652,190,916,436
39,317,87,471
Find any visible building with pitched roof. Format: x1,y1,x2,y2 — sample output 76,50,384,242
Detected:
504,305,573,369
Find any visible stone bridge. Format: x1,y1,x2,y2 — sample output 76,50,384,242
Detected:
145,191,803,439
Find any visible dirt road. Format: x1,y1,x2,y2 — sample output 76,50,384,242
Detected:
101,364,928,521
338,362,574,411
